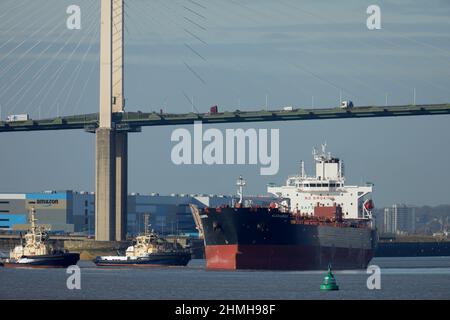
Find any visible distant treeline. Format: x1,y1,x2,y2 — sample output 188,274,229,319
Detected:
414,205,450,235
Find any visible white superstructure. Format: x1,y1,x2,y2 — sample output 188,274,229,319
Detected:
9,207,50,260
267,144,374,220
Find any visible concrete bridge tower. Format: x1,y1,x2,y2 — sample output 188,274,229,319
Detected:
96,0,127,241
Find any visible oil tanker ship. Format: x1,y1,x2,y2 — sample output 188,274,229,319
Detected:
190,145,377,270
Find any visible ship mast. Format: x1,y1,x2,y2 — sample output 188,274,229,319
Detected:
30,207,37,239
143,213,150,235
300,160,305,178
236,175,246,204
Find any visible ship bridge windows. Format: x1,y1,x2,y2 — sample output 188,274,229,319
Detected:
304,183,338,188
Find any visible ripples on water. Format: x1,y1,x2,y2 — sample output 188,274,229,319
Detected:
0,257,449,300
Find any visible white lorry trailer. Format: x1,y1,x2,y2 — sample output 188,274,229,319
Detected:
6,114,30,122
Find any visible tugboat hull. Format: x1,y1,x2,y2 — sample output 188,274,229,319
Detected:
4,253,80,268
94,253,191,267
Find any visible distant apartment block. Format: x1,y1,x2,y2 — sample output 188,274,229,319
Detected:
381,204,416,235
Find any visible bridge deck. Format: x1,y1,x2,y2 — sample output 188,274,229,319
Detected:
1,104,449,133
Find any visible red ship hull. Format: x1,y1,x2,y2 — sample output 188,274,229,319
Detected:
205,244,374,270
190,204,377,271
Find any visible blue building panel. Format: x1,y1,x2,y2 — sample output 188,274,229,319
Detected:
0,214,27,229
26,193,67,200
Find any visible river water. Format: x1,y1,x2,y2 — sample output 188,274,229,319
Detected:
1,257,449,300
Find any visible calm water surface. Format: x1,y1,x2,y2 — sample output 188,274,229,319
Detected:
1,257,450,300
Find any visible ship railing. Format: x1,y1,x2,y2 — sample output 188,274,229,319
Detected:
290,215,371,229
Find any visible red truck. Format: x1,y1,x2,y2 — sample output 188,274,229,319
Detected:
210,105,218,114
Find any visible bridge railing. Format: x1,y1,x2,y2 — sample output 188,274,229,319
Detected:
1,104,450,132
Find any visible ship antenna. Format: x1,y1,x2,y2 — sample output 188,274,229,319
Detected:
300,160,305,178
236,175,246,204
30,207,37,234
322,141,331,159
143,213,150,235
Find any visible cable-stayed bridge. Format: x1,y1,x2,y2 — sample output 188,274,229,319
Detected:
1,103,450,133
1,1,449,241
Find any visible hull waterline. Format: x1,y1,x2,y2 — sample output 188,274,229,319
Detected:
4,253,80,268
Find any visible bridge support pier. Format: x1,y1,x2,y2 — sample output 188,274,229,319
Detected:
95,129,128,241
115,131,128,241
95,128,116,241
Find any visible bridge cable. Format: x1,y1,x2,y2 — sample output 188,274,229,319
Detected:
60,18,100,116
276,0,446,100
0,9,70,96
12,1,99,116
0,1,62,64
0,0,36,35
39,7,100,117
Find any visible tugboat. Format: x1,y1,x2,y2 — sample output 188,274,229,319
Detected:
94,230,191,267
3,207,80,268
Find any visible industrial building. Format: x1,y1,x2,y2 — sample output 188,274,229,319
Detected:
0,191,271,237
126,193,234,236
0,192,78,233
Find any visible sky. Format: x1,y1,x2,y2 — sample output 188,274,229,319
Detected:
0,0,450,207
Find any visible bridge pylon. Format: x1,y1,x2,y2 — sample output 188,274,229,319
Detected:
95,0,127,241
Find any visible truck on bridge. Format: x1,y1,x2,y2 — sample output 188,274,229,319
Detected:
340,101,354,109
7,114,30,123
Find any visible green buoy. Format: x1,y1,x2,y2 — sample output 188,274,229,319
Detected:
320,264,339,291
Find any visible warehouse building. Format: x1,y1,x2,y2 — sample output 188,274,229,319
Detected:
0,191,271,237
0,192,76,233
